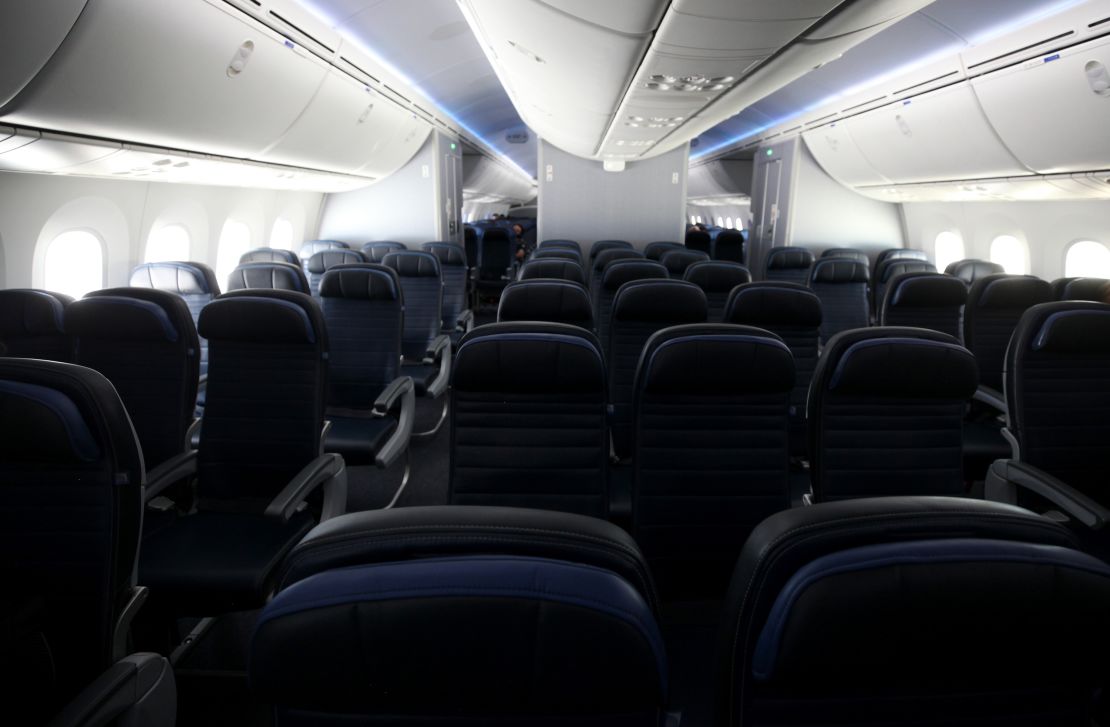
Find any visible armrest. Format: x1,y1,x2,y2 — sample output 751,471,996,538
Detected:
265,453,347,523
144,450,198,503
423,333,450,364
456,308,475,333
423,334,453,398
112,586,148,662
985,459,1110,530
973,385,1006,413
48,653,175,727
372,376,416,469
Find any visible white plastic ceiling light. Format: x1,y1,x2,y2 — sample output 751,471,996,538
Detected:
644,74,735,92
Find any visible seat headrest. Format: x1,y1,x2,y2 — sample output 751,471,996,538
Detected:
298,240,349,258
639,324,793,396
318,264,400,301
540,239,580,250
1062,277,1109,302
593,248,644,271
361,241,405,261
519,259,586,284
683,261,751,291
613,280,708,323
660,249,711,273
878,248,929,264
685,230,711,246
821,328,978,397
725,282,822,327
601,260,669,290
381,251,441,278
878,260,935,282
306,250,366,274
240,248,299,266
820,248,869,264
454,322,604,393
421,242,466,266
969,274,1052,309
67,288,193,343
945,258,1004,282
765,247,814,270
497,281,594,326
199,290,322,345
0,289,69,335
888,272,968,307
225,262,309,293
716,229,744,244
810,258,870,283
589,240,633,260
129,261,220,296
481,227,511,244
644,241,684,260
1024,302,1110,353
0,378,101,463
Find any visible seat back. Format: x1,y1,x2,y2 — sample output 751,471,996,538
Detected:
946,258,1004,284
195,290,327,504
1051,277,1079,300
360,241,406,262
714,229,745,263
381,251,444,361
808,258,870,342
498,280,594,328
880,271,967,338
463,226,479,268
609,280,708,458
240,247,300,266
66,289,199,467
450,323,609,517
422,242,468,330
808,328,978,501
683,261,751,322
590,248,644,303
588,239,633,265
876,248,929,266
0,358,144,717
820,248,869,265
225,261,310,295
519,258,586,285
539,239,582,254
596,261,669,351
644,241,684,261
1062,277,1109,301
763,246,814,285
634,324,792,598
0,289,73,362
130,261,220,377
318,264,403,409
532,247,583,264
1006,301,1110,501
964,274,1053,390
306,250,367,296
719,497,1110,727
298,240,349,270
685,229,711,254
872,259,936,313
660,248,710,278
478,227,513,280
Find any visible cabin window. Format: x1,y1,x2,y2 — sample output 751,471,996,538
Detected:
990,234,1028,274
689,215,696,225
45,230,104,298
216,220,252,286
270,218,294,250
716,216,724,227
726,217,734,229
145,224,190,263
696,215,704,224
933,231,964,273
1065,240,1110,278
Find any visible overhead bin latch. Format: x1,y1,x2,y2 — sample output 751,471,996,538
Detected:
227,40,255,78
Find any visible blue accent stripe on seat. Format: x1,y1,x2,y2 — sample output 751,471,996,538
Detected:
1033,308,1110,350
211,296,316,343
457,332,603,367
827,337,970,389
0,380,100,461
645,333,791,375
79,296,180,342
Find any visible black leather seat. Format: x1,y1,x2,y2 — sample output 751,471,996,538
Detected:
532,247,583,263
225,261,311,294
250,506,667,726
239,247,300,266
318,264,414,470
808,257,870,342
382,251,451,399
713,229,745,263
475,227,514,300
685,229,711,255
608,280,708,459
519,258,587,285
65,288,199,471
633,324,793,598
725,282,822,457
422,242,474,338
463,226,479,271
450,323,609,517
683,261,751,322
590,248,644,303
660,248,710,278
139,290,346,613
298,240,349,275
589,239,633,262
497,279,594,329
0,359,175,725
539,239,582,254
360,241,406,262
876,247,929,266
129,261,220,378
879,271,967,337
946,258,1005,285
763,246,814,286
1062,277,1109,301
820,247,869,265
1051,276,1079,299
0,289,73,362
871,258,936,314
644,241,685,261
808,328,978,501
596,260,669,346
717,496,1110,727
305,249,367,296
964,274,1053,392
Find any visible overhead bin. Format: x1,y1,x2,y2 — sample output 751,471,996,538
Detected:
802,122,890,187
463,155,535,203
0,0,88,108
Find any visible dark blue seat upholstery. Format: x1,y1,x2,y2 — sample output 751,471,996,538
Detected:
0,289,73,362
608,280,708,459
129,261,219,377
498,280,594,329
684,229,711,255
820,248,869,266
590,248,644,304
225,261,310,295
65,288,199,470
450,323,609,518
644,241,685,261
382,251,451,399
139,290,346,613
808,258,870,342
964,274,1053,392
306,250,367,296
240,247,300,266
588,240,634,267
1051,276,1079,300
725,282,822,456
872,259,936,314
539,239,582,254
532,247,583,263
519,258,587,285
596,261,669,352
763,247,814,286
423,242,473,336
298,239,349,260
718,497,1110,727
252,506,667,726
0,358,174,725
1062,277,1109,301
463,226,479,270
475,227,514,299
660,249,710,278
713,229,745,263
946,258,1005,285
808,328,978,502
633,324,793,598
361,241,406,262
683,261,751,322
876,248,929,266
880,271,967,337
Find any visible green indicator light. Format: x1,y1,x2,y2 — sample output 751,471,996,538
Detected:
450,142,457,150
766,148,774,157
